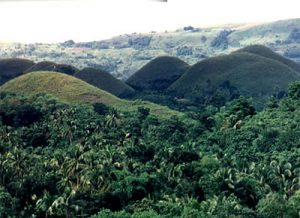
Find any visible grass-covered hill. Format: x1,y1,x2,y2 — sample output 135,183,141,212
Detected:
235,45,300,72
0,71,181,118
0,58,35,85
24,61,79,75
169,45,300,107
74,68,135,97
126,56,190,91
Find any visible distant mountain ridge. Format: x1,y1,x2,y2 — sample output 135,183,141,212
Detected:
1,18,300,80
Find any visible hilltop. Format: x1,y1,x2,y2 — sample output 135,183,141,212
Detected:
235,45,300,72
74,68,135,97
0,71,181,118
169,45,300,107
126,56,190,91
0,58,35,85
24,61,79,75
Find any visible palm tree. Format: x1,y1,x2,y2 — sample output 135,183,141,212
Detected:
267,160,300,198
200,195,218,215
57,177,73,193
105,109,121,128
47,193,74,218
3,147,28,183
269,161,292,191
61,144,88,191
50,108,77,144
0,126,21,148
215,167,238,191
249,162,271,192
35,190,55,218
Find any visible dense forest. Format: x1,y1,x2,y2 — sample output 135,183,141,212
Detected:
2,80,300,217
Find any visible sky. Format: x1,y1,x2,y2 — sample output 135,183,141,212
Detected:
0,0,300,43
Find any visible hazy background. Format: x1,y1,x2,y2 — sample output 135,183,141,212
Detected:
0,0,300,43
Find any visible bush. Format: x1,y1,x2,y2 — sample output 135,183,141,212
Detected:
256,193,287,218
288,81,300,99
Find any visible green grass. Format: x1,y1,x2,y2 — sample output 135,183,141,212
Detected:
74,68,135,97
235,45,300,72
126,56,190,91
0,58,35,85
0,71,182,118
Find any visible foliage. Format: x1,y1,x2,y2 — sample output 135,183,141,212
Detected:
2,81,300,217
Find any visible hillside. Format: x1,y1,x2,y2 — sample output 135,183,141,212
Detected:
169,45,300,107
126,56,190,91
229,18,300,46
234,45,300,72
24,61,79,75
74,68,135,97
0,58,35,85
0,71,181,118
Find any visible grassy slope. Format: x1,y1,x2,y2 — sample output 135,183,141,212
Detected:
169,49,300,105
74,68,135,97
0,71,181,118
0,58,35,85
235,45,300,72
126,56,190,91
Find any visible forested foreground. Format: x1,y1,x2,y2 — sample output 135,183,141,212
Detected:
3,83,300,217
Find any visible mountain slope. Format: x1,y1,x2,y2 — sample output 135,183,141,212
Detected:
0,58,35,85
229,18,300,45
169,45,300,107
0,71,181,118
74,68,135,97
126,56,190,91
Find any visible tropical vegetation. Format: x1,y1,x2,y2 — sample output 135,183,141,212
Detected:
2,80,300,217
